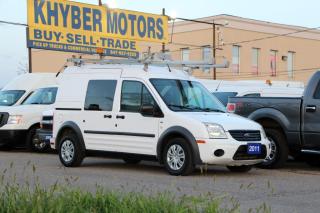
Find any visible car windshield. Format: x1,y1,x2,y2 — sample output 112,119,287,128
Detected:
23,87,58,105
0,90,25,106
150,79,226,112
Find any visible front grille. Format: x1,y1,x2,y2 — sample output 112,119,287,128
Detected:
229,130,261,141
233,145,267,160
0,112,9,128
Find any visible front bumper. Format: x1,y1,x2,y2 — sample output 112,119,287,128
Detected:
0,130,27,146
197,137,271,166
35,129,52,146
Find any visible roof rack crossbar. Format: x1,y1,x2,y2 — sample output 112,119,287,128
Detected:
67,58,229,69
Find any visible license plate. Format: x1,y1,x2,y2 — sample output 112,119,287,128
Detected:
247,143,261,155
45,135,52,140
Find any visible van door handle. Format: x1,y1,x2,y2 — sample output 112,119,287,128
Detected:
116,115,125,119
104,115,112,119
306,105,316,113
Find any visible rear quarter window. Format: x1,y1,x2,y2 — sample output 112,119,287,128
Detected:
84,80,117,111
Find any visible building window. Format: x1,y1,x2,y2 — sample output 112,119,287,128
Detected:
252,48,260,75
288,51,294,78
270,50,277,76
181,48,190,61
202,46,211,72
232,45,240,74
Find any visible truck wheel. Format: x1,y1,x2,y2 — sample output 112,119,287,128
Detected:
58,131,85,167
227,165,252,173
259,128,288,169
163,138,195,176
123,157,141,164
26,127,49,153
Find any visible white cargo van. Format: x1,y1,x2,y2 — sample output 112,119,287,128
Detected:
0,73,57,107
52,60,271,176
200,79,304,106
0,86,58,151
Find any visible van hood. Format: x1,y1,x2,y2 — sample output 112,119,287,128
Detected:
178,112,262,131
0,105,53,115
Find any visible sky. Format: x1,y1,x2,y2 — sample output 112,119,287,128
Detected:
0,0,319,87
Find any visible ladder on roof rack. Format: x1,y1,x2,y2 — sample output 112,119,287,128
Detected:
67,53,229,71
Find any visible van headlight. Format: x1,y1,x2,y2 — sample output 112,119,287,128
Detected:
204,123,228,139
7,115,23,124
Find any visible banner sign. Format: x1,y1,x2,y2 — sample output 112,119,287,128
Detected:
27,0,169,58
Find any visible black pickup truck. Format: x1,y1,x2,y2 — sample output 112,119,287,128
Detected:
228,71,320,169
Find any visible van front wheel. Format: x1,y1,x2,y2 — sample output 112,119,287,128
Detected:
58,132,85,167
163,138,195,176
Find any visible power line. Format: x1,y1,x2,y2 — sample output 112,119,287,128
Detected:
165,25,320,54
0,20,27,27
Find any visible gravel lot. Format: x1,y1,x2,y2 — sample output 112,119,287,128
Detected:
0,151,319,212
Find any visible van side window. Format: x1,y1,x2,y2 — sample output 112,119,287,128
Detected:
84,80,117,111
313,82,320,99
121,81,156,113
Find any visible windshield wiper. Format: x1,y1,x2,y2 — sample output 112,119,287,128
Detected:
202,108,226,113
168,104,225,113
167,104,197,111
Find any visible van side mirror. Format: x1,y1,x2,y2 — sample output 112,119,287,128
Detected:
140,104,164,117
87,104,101,111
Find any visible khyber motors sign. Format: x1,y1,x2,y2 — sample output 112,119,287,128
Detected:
27,0,168,58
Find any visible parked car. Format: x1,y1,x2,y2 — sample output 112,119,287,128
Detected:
0,86,58,151
0,73,57,107
228,71,320,168
200,79,304,106
51,62,271,176
34,110,53,152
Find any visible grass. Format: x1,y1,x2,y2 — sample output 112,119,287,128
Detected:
0,184,226,213
0,162,271,213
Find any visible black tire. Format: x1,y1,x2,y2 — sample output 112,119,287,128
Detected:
26,126,50,153
163,138,195,176
123,157,141,164
258,128,288,169
305,156,320,167
58,131,85,167
227,165,252,173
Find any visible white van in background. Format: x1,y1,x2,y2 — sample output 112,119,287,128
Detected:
0,86,58,151
0,73,58,107
200,79,304,106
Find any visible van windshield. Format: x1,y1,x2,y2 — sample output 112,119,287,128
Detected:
150,79,226,112
23,87,58,105
0,90,25,106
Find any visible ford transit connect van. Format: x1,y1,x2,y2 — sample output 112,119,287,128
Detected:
52,63,271,176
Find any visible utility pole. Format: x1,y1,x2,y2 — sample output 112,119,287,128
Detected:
212,21,216,80
162,8,166,53
27,27,32,73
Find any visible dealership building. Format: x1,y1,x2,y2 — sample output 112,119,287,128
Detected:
32,14,320,83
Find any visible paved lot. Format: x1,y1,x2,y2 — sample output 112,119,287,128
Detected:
0,151,319,212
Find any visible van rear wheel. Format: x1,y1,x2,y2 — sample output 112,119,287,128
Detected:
163,138,195,176
58,132,85,167
258,128,288,169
